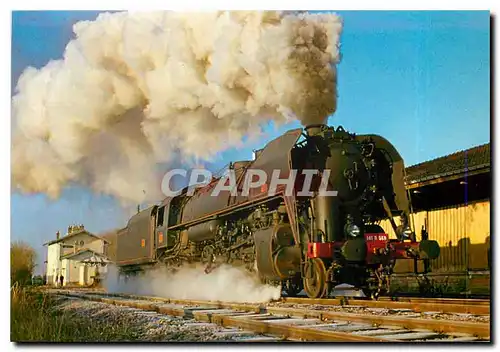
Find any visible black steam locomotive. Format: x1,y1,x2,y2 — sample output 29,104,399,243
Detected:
114,124,440,298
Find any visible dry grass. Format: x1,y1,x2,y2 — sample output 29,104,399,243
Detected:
10,284,137,342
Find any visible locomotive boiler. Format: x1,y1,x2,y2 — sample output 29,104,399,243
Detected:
114,124,440,298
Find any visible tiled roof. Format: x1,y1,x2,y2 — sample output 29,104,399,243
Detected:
405,143,490,184
61,248,110,263
43,230,109,246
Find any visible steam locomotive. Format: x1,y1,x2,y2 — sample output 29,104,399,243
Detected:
114,124,440,299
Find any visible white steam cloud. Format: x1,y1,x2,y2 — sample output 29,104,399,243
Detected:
12,11,343,203
103,264,281,303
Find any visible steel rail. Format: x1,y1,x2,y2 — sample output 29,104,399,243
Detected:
59,290,490,314
378,297,490,305
281,297,490,315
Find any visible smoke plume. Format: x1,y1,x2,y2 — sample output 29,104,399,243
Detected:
103,263,281,303
12,11,342,203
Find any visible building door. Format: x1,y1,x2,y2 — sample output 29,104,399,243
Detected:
79,265,88,286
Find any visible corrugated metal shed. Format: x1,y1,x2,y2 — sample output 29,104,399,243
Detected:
380,200,490,272
381,142,491,273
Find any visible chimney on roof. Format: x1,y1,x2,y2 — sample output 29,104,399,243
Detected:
56,231,60,240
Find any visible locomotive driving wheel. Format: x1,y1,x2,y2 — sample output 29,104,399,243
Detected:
303,258,330,298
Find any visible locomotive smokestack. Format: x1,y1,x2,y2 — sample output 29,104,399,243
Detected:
304,124,328,136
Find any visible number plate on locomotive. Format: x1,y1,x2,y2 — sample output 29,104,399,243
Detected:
364,233,388,241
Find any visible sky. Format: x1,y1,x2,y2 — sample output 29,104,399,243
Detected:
10,11,490,274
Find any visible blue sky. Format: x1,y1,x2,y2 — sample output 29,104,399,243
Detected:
10,11,490,274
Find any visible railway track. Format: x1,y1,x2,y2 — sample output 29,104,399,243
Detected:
51,289,490,342
282,296,490,315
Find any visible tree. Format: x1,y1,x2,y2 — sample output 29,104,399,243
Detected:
11,241,37,286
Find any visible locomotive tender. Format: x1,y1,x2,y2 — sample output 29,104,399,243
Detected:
115,124,440,298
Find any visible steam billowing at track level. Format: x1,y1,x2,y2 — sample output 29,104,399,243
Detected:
11,11,343,203
104,264,281,303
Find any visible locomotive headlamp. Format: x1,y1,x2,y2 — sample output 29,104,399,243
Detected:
346,223,361,237
344,215,361,238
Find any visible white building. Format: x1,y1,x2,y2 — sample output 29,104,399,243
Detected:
44,225,110,286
